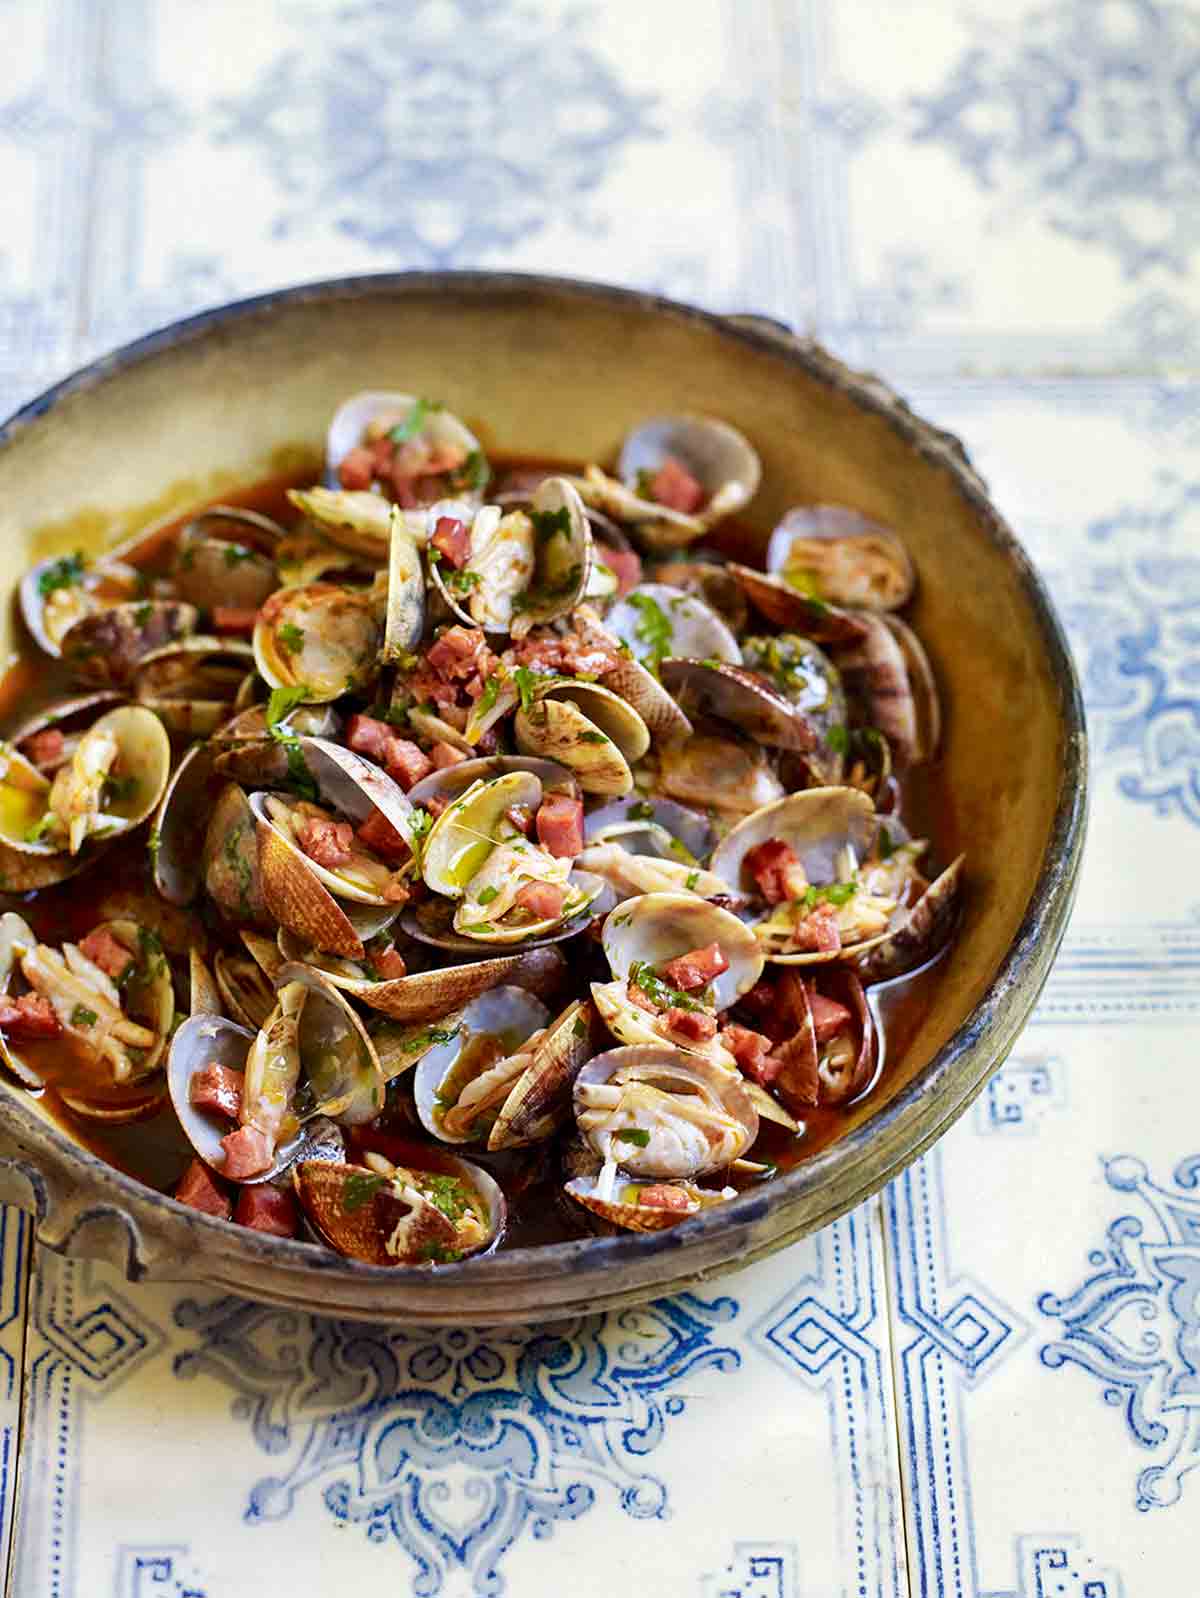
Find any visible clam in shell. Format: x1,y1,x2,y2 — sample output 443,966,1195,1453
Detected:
607,583,741,668
253,583,381,703
659,658,818,753
20,553,143,659
765,505,915,610
573,1044,758,1179
293,1153,505,1266
173,507,282,612
710,786,904,965
514,680,650,797
61,601,199,687
413,985,552,1145
324,391,488,515
133,637,255,736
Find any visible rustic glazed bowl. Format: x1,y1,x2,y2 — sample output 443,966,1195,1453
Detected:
0,274,1086,1325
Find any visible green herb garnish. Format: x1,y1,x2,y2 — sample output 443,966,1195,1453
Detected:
418,1242,465,1264
685,871,700,891
417,1173,472,1224
827,724,850,756
798,881,858,911
628,960,706,1014
388,397,437,445
511,665,539,714
626,591,674,673
530,507,571,546
222,543,256,567
266,683,310,730
342,1171,387,1213
70,1004,98,1028
103,774,138,805
278,622,305,654
37,552,85,597
477,885,500,905
134,602,153,627
579,730,608,745
615,1128,651,1148
24,814,54,843
446,450,491,495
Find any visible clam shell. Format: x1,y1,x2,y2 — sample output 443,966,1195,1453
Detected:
276,933,567,1023
765,506,915,610
279,961,385,1126
381,504,425,659
729,564,868,644
293,1154,505,1266
154,740,217,905
8,692,125,762
607,583,741,667
407,755,579,809
133,637,255,736
174,511,281,611
650,558,748,632
659,659,817,752
402,872,609,954
200,781,272,927
583,796,716,863
564,1171,704,1232
601,891,763,1009
421,771,542,899
514,680,649,796
573,1044,758,1178
653,733,785,818
214,936,279,1030
413,986,551,1144
488,997,598,1150
834,615,923,768
325,391,487,508
618,414,761,530
710,786,878,901
252,583,381,703
167,1012,256,1170
61,601,199,687
881,615,941,764
856,854,965,983
20,556,141,658
740,634,848,780
188,949,223,1017
288,487,394,559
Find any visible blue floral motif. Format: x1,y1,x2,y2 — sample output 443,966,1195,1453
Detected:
172,1290,739,1597
1039,476,1200,826
1038,1153,1200,1510
214,0,660,263
913,0,1200,276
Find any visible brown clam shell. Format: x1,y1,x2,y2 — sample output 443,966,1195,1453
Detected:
728,564,868,643
488,997,598,1150
255,812,369,959
202,782,272,929
61,601,199,687
293,1161,458,1267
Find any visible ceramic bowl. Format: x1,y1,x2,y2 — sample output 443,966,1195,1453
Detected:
0,274,1087,1324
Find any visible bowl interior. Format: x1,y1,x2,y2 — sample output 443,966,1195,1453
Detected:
0,276,1076,1290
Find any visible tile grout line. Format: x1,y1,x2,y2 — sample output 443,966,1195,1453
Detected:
874,1189,917,1598
4,1221,36,1598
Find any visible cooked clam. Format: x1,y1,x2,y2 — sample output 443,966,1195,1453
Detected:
253,584,381,703
214,932,282,1030
381,503,426,659
61,601,199,687
196,781,271,927
0,704,170,865
418,771,600,943
9,693,125,773
325,391,488,513
133,637,255,735
652,732,786,818
20,553,143,659
710,786,901,964
578,797,723,901
564,1168,733,1232
173,507,282,612
729,563,868,644
607,583,741,668
834,614,934,768
740,634,848,779
574,1045,758,1178
650,557,748,632
514,680,650,796
412,985,551,1144
765,506,915,611
857,854,965,982
600,891,763,1012
659,658,818,753
407,754,579,810
293,1152,505,1265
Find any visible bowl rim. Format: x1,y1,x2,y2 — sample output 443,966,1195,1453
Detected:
0,270,1089,1291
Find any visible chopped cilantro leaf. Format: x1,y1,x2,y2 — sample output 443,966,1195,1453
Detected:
102,773,138,805
418,1242,465,1264
417,1172,472,1224
572,1016,588,1039
615,1127,650,1148
827,724,850,756
477,885,500,905
628,960,706,1014
388,397,434,445
37,552,85,597
626,592,674,673
512,665,539,714
71,1004,98,1028
579,730,608,745
628,800,654,820
446,450,491,495
476,673,501,717
685,871,700,891
266,683,311,730
799,881,858,911
24,814,54,843
530,507,571,546
278,622,305,654
342,1171,387,1213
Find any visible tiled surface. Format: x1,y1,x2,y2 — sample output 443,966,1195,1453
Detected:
2,1,1200,1594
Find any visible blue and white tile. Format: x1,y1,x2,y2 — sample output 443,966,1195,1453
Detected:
11,1211,906,1598
789,0,1200,375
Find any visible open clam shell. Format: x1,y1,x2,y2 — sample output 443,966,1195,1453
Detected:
381,504,426,659
279,962,385,1126
420,771,542,898
834,614,922,769
293,1153,505,1266
653,733,785,818
197,781,272,928
61,601,199,687
650,558,748,632
856,854,965,983
133,637,255,736
1,704,170,864
325,391,488,511
740,634,848,780
565,1170,727,1232
253,583,381,703
0,912,44,1086
601,891,764,1009
214,932,281,1030
765,506,915,611
573,1044,758,1178
9,692,126,771
174,507,282,612
584,795,716,863
403,872,609,954
167,1012,257,1171
277,932,567,1023
607,583,741,668
488,997,598,1150
881,615,941,764
659,659,817,753
20,554,142,658
407,754,579,810
414,986,552,1144
514,680,650,796
153,739,217,905
287,487,394,561
728,563,868,644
